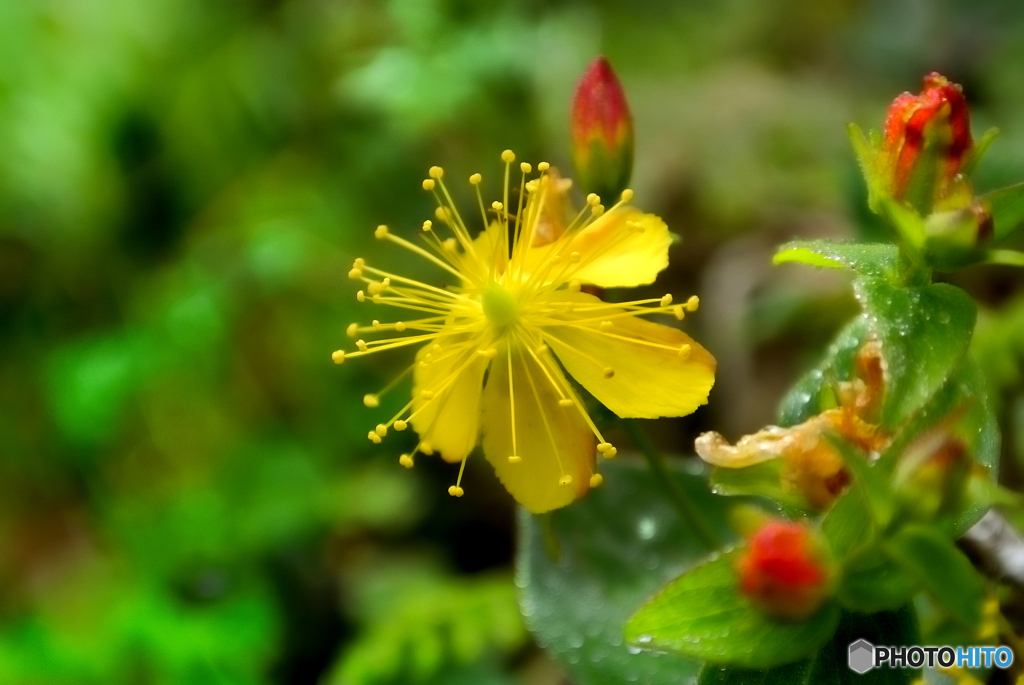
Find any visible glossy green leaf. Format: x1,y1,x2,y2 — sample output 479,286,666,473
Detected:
854,278,976,428
821,490,874,561
709,459,811,514
829,437,894,527
517,457,734,685
883,526,984,631
778,317,869,427
698,606,919,685
773,241,901,280
626,550,841,669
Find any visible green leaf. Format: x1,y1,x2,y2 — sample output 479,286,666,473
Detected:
883,525,984,631
828,437,895,527
517,457,734,685
837,547,916,613
626,550,841,669
983,180,1024,242
821,490,874,561
778,317,869,427
698,606,919,684
774,241,901,280
855,278,976,428
877,197,926,257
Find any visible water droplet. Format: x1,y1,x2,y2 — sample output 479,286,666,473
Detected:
636,517,657,540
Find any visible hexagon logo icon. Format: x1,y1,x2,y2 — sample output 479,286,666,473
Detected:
848,639,874,674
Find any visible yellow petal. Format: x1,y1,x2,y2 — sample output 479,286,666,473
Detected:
480,341,595,513
548,207,671,288
410,334,489,463
544,292,716,418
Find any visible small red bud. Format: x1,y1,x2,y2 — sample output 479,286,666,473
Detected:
882,72,973,211
571,57,634,201
737,520,830,621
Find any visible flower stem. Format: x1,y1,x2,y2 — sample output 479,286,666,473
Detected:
623,419,720,551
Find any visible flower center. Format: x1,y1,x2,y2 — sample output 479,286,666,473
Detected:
481,281,519,330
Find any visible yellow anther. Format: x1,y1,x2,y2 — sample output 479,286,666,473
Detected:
356,340,368,352
597,442,613,453
558,398,573,407
559,475,573,486
448,485,464,497
443,238,457,252
431,343,442,353
374,224,388,239
570,252,581,263
520,162,532,173
422,179,435,190
590,473,604,488
599,320,613,331
353,258,365,269
620,189,634,202
372,320,381,330
501,149,515,163
678,344,691,359
368,431,381,444
381,277,390,288
591,204,605,217
348,268,362,279
429,166,444,179
686,295,700,311
525,180,539,192
477,348,497,359
420,441,434,455
603,368,615,379
469,173,482,185
660,294,673,307
357,290,366,302
605,446,618,458
395,322,407,332
508,455,522,464
332,350,345,364
586,193,600,206
375,424,387,437
422,220,433,231
568,280,581,293
346,323,359,338
420,390,435,400
367,281,382,296
399,454,414,468
394,420,407,431
673,305,685,320
363,394,379,408
434,207,448,222
538,162,550,171
491,201,503,211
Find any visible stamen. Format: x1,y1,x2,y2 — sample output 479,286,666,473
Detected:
620,189,634,202
508,456,522,463
394,420,407,431
603,368,615,379
348,267,362,279
357,290,365,302
660,294,673,307
375,424,387,437
332,350,345,364
469,173,482,185
347,323,359,338
559,475,573,486
422,179,435,190
363,394,379,407
375,225,389,239
674,305,685,319
538,162,550,171
368,431,381,444
356,340,368,351
420,441,434,455
590,473,604,487
422,220,432,231
399,454,414,468
687,295,700,311
678,344,691,359
448,485,464,497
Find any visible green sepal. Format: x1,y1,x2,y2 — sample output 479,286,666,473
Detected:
773,241,901,280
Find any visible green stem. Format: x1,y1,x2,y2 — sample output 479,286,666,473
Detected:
623,419,720,551
986,249,1024,267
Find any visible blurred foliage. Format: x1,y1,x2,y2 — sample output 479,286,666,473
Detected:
2,0,1024,683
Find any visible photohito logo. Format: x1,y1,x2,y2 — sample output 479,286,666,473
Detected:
848,640,1014,673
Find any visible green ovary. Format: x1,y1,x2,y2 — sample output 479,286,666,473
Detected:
481,281,519,330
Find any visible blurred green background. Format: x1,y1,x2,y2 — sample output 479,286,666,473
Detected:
2,0,1024,683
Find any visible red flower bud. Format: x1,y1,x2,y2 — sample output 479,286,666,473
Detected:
737,520,830,621
571,57,634,202
882,73,973,211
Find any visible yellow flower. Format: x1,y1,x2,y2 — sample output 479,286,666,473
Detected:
334,150,716,513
